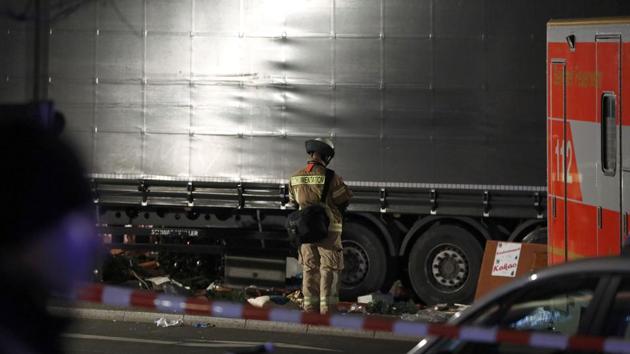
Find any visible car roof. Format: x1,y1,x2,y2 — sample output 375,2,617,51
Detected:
452,256,630,324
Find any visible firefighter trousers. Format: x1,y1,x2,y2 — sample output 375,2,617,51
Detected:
299,234,344,314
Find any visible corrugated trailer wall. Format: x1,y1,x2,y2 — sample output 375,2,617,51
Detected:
2,0,630,187
0,2,34,103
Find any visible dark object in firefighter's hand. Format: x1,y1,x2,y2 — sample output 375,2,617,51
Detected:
285,169,334,244
338,201,350,215
286,204,330,244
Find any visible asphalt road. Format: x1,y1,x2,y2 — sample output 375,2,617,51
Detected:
63,319,416,354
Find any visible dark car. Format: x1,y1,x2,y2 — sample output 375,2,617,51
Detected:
408,257,630,354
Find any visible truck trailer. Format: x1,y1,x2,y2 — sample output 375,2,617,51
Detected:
3,0,630,304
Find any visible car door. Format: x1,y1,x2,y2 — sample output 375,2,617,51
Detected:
413,274,611,354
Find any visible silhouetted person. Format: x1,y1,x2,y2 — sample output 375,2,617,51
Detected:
0,116,98,354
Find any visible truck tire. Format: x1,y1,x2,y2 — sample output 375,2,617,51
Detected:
340,223,388,301
407,225,483,305
522,227,547,244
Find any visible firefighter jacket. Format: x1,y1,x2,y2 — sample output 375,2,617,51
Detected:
288,161,353,242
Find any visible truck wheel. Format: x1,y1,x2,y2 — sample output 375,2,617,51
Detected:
408,225,483,305
340,223,388,301
522,227,547,244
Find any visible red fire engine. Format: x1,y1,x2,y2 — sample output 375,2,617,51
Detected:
547,17,630,264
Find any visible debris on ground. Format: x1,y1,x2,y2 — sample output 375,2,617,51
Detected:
102,254,463,323
400,309,452,323
207,281,231,293
244,285,265,299
247,295,271,308
269,295,289,305
192,322,212,328
162,279,192,296
286,289,303,308
389,280,412,301
155,317,183,328
357,292,394,306
138,260,159,270
349,284,469,323
208,283,247,303
347,303,367,314
400,303,470,323
365,300,419,316
433,303,450,311
146,276,170,289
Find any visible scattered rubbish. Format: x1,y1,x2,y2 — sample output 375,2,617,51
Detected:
365,300,418,316
348,303,367,314
192,322,210,328
433,303,450,311
206,281,223,292
244,285,264,299
172,276,211,292
336,302,354,313
269,295,289,305
207,283,247,302
286,289,303,308
366,300,390,314
146,276,171,289
248,295,271,308
101,250,443,320
388,280,411,301
357,292,394,305
138,260,158,270
400,303,469,323
401,309,452,323
155,317,183,328
129,269,151,289
162,280,191,296
388,301,419,315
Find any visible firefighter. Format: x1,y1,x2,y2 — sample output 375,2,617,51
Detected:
289,138,352,314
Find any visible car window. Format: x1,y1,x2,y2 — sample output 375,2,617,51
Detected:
477,276,598,334
421,276,601,354
500,288,593,333
603,279,630,338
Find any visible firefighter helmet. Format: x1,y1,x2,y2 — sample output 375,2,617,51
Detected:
305,137,335,165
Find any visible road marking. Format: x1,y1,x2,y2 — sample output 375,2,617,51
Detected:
63,333,341,352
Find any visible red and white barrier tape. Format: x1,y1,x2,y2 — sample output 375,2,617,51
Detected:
76,284,630,353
